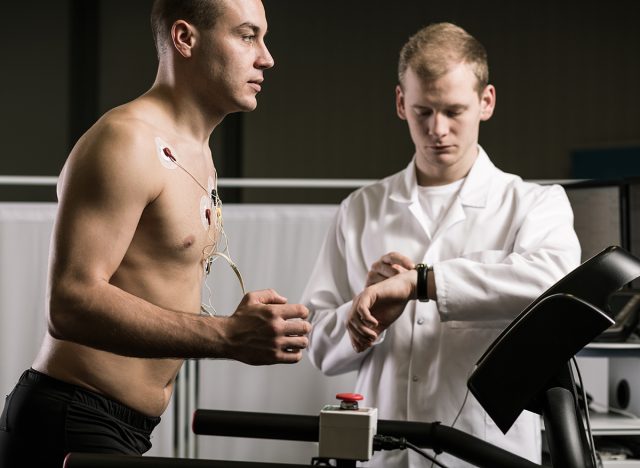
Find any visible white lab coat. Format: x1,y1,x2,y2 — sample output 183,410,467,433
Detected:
302,147,581,467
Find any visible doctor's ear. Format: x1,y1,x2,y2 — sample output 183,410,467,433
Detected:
479,85,496,121
396,85,407,120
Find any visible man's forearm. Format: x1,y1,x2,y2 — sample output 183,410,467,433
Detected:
48,279,224,358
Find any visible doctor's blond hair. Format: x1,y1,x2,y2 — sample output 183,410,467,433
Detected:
398,22,489,95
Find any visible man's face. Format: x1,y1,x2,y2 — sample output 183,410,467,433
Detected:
195,0,274,114
396,62,495,182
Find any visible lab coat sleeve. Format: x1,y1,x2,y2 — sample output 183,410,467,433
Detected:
436,184,581,322
301,201,370,376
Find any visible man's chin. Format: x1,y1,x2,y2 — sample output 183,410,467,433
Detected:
238,96,258,112
234,105,256,114
426,148,458,162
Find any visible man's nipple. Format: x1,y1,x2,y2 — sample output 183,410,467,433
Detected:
182,234,196,249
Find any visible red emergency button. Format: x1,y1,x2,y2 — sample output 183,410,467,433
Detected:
336,393,363,410
336,393,363,402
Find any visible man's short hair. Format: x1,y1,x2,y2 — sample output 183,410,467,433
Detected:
150,0,225,56
398,22,489,95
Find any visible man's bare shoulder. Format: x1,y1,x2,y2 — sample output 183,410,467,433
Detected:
81,103,163,157
60,104,171,202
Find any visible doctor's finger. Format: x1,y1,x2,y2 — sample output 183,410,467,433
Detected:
366,271,387,286
348,332,367,353
366,263,397,286
351,306,378,328
350,337,370,353
347,318,377,343
369,261,398,278
351,295,378,327
347,325,375,353
371,261,411,282
381,252,415,270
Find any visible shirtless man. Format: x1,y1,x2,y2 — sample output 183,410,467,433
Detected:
0,1,310,466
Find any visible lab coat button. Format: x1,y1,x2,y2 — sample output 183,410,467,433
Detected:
417,318,425,325
412,375,419,382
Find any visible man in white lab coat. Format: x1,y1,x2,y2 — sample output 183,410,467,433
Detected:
302,23,581,467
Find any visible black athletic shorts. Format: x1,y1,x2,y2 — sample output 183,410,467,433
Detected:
0,368,161,468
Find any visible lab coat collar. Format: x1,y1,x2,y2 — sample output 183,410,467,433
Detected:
389,145,493,209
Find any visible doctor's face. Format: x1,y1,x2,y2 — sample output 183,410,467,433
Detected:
396,62,495,184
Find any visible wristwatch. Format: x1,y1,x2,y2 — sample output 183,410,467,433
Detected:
415,263,432,302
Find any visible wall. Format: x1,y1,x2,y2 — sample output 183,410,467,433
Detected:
0,0,640,201
1,0,639,203
1,1,70,201
243,0,640,202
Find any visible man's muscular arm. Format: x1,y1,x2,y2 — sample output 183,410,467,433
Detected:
47,121,309,364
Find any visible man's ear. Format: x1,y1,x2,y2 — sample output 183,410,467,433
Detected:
396,85,407,120
479,84,496,121
171,20,197,58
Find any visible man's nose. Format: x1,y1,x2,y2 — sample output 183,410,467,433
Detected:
429,113,449,138
257,43,274,70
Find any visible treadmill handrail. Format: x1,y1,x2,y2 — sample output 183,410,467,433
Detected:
192,409,548,468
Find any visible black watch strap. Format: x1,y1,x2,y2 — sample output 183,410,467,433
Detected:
415,263,431,302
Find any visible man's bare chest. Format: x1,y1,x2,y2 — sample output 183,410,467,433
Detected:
135,138,222,269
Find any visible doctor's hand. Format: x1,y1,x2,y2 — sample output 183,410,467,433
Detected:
347,270,416,352
366,252,415,286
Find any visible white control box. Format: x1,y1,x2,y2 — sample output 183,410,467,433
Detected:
318,404,378,461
